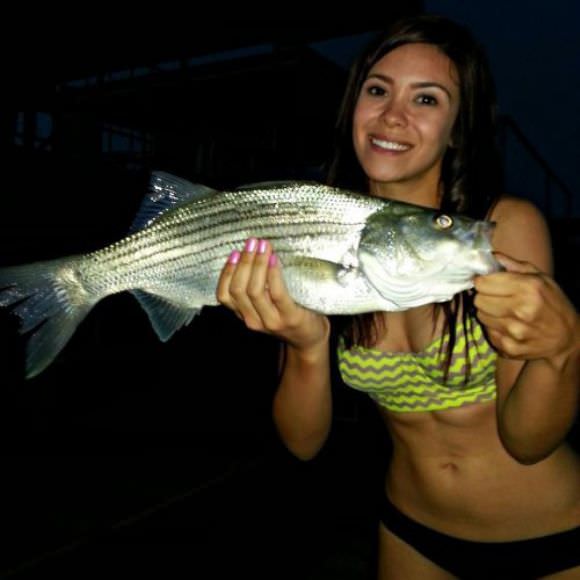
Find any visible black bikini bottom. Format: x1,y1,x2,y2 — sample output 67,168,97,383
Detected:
380,494,580,579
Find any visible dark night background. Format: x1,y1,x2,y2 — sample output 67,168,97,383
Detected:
0,4,579,579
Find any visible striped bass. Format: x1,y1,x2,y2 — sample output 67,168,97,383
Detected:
0,171,500,378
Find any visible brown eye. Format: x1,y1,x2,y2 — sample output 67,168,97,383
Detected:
434,214,453,230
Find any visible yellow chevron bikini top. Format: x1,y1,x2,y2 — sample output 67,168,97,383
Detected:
337,317,497,413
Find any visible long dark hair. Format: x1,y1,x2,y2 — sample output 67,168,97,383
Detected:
327,15,503,379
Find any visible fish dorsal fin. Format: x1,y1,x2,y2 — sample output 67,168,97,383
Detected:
131,290,200,342
130,171,217,233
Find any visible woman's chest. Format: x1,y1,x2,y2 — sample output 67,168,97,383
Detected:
372,307,444,353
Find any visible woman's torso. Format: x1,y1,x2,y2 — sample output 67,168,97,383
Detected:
339,306,580,541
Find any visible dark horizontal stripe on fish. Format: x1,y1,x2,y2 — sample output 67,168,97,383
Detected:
94,218,360,275
93,208,360,263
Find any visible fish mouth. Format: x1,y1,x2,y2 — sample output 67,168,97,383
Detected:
473,220,495,243
462,220,495,250
473,221,503,273
451,220,501,275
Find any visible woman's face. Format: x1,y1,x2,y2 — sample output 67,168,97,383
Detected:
352,42,460,202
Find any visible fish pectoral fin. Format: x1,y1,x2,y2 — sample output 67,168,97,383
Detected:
336,267,364,288
131,290,201,342
281,255,364,294
280,256,392,314
281,255,344,281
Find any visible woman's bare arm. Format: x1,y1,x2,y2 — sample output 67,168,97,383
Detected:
217,238,333,460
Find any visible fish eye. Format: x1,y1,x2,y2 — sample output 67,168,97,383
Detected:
433,214,454,230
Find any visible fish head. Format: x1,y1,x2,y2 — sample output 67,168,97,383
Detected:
396,209,501,274
358,204,502,310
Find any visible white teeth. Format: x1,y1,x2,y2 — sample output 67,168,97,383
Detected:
371,138,410,151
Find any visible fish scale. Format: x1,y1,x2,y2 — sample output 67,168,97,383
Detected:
0,171,500,378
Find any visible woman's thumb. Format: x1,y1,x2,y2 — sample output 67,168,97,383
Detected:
493,252,538,274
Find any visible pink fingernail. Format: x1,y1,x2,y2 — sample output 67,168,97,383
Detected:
228,250,241,265
245,238,257,252
257,239,267,254
268,253,278,267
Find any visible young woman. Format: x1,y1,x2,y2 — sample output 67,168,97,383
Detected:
217,15,580,579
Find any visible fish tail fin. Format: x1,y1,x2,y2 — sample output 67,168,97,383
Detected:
0,256,97,378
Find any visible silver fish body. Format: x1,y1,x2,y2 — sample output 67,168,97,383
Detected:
0,172,500,377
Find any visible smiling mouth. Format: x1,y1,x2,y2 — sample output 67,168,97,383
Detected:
370,137,412,152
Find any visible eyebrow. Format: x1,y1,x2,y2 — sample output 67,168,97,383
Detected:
365,73,454,101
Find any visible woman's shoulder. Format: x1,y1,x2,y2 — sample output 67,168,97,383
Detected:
488,195,546,224
487,195,553,273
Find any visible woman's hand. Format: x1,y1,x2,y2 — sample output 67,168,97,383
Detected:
216,238,330,353
474,252,579,367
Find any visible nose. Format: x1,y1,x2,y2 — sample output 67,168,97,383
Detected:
381,98,407,128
